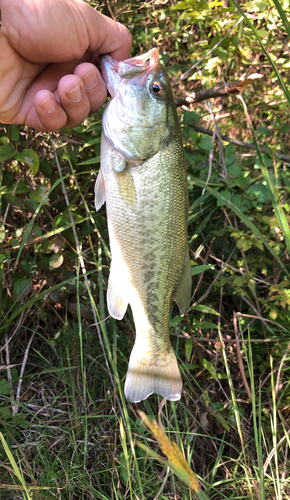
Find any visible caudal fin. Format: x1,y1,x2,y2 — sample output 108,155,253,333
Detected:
124,346,182,403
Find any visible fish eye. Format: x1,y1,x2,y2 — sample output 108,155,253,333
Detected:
151,81,165,97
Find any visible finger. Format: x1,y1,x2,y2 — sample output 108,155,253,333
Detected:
28,90,68,131
57,74,91,129
17,60,90,131
74,63,108,114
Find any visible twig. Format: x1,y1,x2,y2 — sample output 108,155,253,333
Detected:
0,364,19,371
263,429,290,474
153,466,170,500
192,247,236,307
234,312,252,402
179,334,278,343
239,294,275,335
186,124,290,163
0,312,25,354
2,179,20,224
192,237,215,300
236,312,287,331
175,75,261,105
13,329,36,416
4,334,14,405
275,343,290,399
205,100,227,179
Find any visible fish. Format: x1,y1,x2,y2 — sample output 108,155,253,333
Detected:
95,48,191,403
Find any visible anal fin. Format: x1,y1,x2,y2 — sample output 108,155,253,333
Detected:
174,250,192,315
107,263,129,320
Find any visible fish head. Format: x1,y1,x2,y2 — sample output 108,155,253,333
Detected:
101,48,178,163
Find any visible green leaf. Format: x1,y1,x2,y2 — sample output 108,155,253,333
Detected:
191,264,213,275
12,180,29,194
0,144,14,162
77,156,100,166
0,406,12,419
0,227,6,244
185,338,193,362
247,183,271,203
191,305,220,316
9,125,19,141
232,276,244,288
217,189,231,207
213,414,230,432
170,315,184,326
198,135,213,151
12,278,33,303
0,379,11,395
49,253,64,270
198,321,218,329
4,194,22,209
257,127,272,136
40,160,53,177
201,358,218,380
16,149,39,175
29,185,48,204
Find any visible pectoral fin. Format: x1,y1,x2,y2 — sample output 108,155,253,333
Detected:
95,169,106,211
107,263,129,320
115,168,137,212
174,251,192,315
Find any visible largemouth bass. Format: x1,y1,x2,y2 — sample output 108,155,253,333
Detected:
95,48,191,403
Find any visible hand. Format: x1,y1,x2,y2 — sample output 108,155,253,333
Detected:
0,0,132,131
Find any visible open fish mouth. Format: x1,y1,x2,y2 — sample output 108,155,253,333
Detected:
118,48,160,79
101,48,161,95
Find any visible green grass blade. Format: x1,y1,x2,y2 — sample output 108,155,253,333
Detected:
272,0,290,39
0,433,31,500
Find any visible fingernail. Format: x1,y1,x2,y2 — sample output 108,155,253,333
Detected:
83,69,99,90
65,84,82,102
40,95,55,113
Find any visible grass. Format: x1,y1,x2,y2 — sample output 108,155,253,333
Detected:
1,0,290,498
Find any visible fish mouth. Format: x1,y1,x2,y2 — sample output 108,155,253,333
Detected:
118,48,160,79
101,48,161,96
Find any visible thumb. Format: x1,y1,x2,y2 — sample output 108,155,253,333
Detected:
85,9,132,61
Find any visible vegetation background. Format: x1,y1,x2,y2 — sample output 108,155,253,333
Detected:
0,0,290,498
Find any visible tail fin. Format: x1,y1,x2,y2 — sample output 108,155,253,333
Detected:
124,346,182,403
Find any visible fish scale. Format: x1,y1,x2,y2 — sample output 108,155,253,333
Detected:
95,48,191,402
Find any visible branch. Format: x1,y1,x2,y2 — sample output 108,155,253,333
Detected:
190,125,290,162
189,124,290,163
174,74,263,106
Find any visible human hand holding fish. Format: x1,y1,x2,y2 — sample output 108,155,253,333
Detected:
95,48,191,403
0,0,131,131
